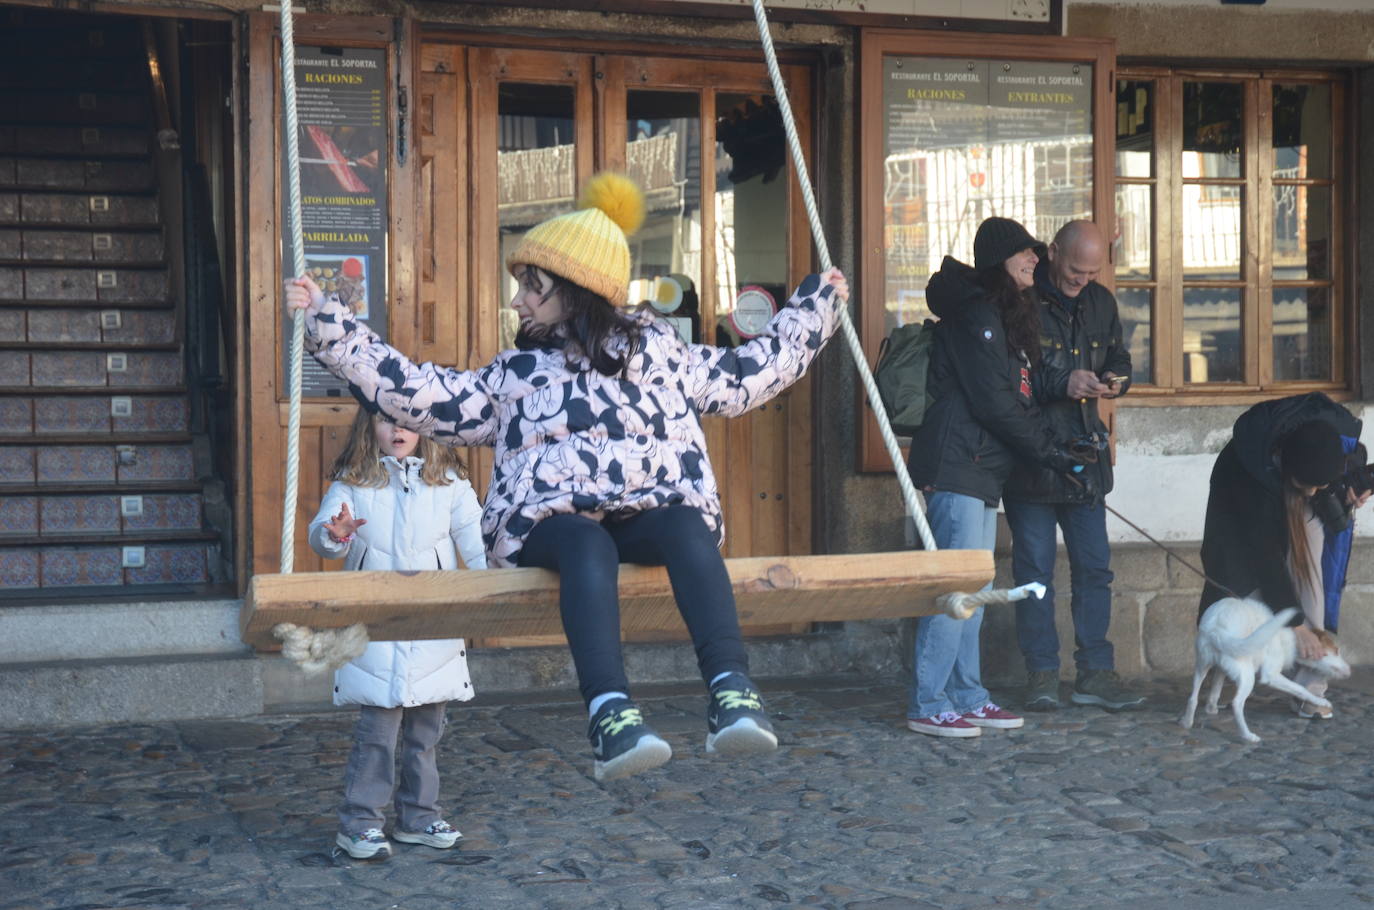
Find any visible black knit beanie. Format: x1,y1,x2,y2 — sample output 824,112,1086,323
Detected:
1279,420,1345,487
974,217,1039,269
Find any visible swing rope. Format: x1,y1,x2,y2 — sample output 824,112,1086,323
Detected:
279,2,307,575
273,4,370,668
746,0,1049,616
745,0,936,553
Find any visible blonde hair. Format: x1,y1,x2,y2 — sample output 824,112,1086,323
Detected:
329,408,468,488
1284,484,1316,592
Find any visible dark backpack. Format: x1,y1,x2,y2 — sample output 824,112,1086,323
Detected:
873,319,936,437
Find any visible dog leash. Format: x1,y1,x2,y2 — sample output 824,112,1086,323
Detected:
1062,475,1244,600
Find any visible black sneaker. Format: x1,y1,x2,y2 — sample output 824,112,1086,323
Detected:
1024,669,1061,712
705,673,778,756
588,697,671,783
1071,669,1145,711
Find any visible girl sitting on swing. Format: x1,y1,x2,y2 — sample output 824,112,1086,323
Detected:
284,173,848,783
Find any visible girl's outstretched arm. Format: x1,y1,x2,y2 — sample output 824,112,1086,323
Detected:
285,276,501,447
309,481,357,559
687,269,846,418
449,478,488,570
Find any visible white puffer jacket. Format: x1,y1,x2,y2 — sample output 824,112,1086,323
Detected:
308,456,487,708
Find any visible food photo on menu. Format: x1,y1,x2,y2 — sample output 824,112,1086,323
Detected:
305,255,370,317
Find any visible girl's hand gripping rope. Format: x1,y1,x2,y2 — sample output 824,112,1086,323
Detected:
284,274,327,317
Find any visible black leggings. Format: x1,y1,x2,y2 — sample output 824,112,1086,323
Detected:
517,505,749,706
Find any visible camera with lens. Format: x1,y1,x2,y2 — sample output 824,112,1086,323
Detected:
1310,443,1373,534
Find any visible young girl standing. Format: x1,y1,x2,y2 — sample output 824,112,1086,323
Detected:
287,173,847,783
310,408,487,859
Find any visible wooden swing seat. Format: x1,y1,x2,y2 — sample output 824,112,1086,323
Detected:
239,549,992,649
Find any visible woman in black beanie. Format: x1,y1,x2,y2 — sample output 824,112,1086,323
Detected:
1198,392,1370,718
904,217,1086,738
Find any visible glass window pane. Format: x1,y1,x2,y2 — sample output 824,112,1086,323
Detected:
1115,184,1152,280
1182,184,1241,280
626,90,703,343
1183,287,1242,383
880,57,1093,333
715,93,789,346
1273,83,1331,180
1273,286,1332,382
497,83,576,350
1116,79,1153,177
1274,184,1331,282
1182,81,1243,179
1116,286,1152,386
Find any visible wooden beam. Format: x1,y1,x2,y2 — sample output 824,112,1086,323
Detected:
241,550,993,649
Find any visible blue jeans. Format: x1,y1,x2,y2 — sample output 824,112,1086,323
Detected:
1003,499,1114,673
908,491,995,719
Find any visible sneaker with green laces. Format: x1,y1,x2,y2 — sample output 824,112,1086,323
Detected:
588,697,672,783
1024,669,1061,712
705,673,778,756
1071,669,1145,711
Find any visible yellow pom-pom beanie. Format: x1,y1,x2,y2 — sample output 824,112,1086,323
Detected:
505,172,645,307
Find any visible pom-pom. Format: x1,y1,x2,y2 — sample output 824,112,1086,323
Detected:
577,172,645,237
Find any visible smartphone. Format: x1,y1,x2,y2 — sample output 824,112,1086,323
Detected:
1102,374,1126,387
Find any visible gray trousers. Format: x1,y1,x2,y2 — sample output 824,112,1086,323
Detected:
339,702,447,835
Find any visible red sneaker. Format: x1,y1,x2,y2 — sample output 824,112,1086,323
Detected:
907,712,981,738
962,702,1024,729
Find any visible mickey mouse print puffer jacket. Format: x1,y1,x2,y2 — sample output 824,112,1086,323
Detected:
304,273,840,567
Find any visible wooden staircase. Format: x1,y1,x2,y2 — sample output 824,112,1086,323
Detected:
0,10,227,596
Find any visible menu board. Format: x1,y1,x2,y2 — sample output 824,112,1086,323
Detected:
880,55,1093,330
281,45,389,398
884,56,1090,154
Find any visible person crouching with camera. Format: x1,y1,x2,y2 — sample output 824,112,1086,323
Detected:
1199,392,1371,718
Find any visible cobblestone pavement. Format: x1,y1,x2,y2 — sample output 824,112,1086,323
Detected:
4,672,1374,910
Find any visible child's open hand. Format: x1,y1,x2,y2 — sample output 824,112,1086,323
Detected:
284,275,326,316
820,267,849,302
324,502,366,542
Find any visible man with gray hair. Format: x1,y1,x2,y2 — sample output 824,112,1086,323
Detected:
1002,220,1143,713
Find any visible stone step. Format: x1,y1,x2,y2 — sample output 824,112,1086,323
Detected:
0,16,145,60
8,91,151,127
0,491,204,540
0,228,166,266
0,442,196,485
0,125,150,158
0,192,160,228
0,265,169,305
0,652,260,728
0,394,188,435
0,540,215,589
0,307,175,344
0,158,155,193
0,59,147,94
0,350,183,389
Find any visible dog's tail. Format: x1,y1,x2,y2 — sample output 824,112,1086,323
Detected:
1217,606,1300,658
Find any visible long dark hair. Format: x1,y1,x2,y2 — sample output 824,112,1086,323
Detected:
514,266,643,376
976,263,1041,364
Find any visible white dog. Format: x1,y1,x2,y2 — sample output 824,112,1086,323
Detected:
1179,597,1351,743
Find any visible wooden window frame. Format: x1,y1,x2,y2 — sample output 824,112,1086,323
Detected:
1115,66,1350,403
857,29,1116,473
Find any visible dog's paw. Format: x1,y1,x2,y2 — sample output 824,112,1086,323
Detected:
1178,715,1194,729
1240,732,1261,744
1308,695,1332,710
1204,703,1223,715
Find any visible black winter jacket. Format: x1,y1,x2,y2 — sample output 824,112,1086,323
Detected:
1198,393,1362,624
1004,263,1132,504
907,257,1061,506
